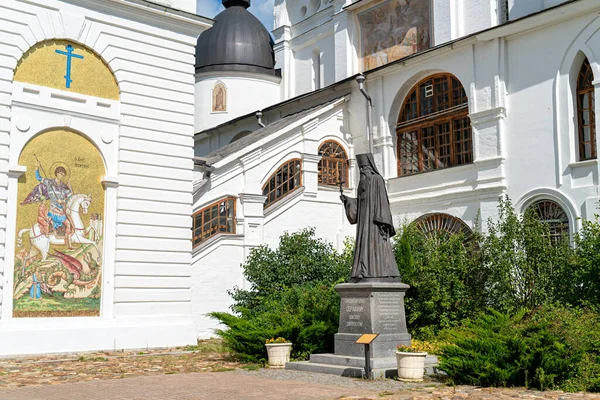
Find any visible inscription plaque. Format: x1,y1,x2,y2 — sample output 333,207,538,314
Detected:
374,292,405,333
339,296,369,333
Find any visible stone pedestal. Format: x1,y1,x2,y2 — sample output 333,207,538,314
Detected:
335,282,411,358
286,282,411,378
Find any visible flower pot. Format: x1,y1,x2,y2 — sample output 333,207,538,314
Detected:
396,351,427,382
265,342,292,368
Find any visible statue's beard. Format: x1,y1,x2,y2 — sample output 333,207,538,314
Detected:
360,168,375,177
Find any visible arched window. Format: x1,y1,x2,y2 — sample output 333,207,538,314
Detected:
318,141,349,187
413,213,473,242
577,58,596,160
527,200,569,242
262,159,302,208
397,74,472,176
193,197,236,247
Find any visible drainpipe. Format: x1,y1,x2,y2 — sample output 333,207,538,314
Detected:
356,74,374,154
193,158,215,194
256,110,265,128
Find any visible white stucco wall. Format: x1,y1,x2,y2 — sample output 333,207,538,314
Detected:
0,0,210,355
352,2,600,237
191,98,355,337
195,72,281,133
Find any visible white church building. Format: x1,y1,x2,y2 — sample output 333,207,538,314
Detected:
0,0,599,354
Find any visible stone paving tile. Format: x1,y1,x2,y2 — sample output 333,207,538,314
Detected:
0,343,240,389
0,345,599,399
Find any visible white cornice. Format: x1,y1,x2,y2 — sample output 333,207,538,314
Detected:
239,193,268,204
58,0,213,36
8,165,27,179
475,0,599,41
469,107,507,126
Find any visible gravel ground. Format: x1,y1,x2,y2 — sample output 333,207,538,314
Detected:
234,367,440,391
1,343,600,399
234,368,600,400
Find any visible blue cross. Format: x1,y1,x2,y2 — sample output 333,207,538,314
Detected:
55,44,84,89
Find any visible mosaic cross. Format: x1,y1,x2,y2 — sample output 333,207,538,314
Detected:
55,44,84,89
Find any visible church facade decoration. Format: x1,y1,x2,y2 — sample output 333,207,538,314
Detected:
13,129,106,318
358,0,430,71
212,82,227,112
13,40,119,100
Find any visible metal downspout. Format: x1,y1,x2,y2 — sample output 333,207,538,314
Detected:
356,74,374,154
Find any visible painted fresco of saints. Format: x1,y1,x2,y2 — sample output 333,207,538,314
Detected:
359,0,430,71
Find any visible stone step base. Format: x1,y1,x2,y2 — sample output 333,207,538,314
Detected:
285,353,441,380
309,353,397,369
286,360,397,379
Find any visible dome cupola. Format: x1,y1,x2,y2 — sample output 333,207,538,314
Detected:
195,0,277,76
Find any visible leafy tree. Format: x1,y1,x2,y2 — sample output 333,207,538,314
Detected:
481,197,572,313
394,224,485,339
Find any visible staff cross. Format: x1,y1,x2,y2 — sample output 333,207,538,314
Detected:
55,44,84,89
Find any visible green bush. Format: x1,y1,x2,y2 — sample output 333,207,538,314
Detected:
211,228,351,362
394,224,486,339
558,217,600,306
228,227,350,315
438,305,600,391
480,197,573,313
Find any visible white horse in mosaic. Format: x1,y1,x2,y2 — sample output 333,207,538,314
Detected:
17,194,100,271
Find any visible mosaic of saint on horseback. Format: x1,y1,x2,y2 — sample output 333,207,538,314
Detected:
13,130,105,318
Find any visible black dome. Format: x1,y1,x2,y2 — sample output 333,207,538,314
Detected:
195,0,276,76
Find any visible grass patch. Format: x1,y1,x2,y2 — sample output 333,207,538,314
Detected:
182,339,227,354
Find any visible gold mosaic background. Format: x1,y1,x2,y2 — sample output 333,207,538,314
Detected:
13,39,119,100
14,129,106,317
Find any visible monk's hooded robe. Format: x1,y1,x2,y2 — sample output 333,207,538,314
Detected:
342,153,400,282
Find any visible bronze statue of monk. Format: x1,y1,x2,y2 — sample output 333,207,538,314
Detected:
340,153,400,282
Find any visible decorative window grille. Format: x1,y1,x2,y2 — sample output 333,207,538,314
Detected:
262,159,303,208
413,213,473,242
577,58,596,161
528,200,570,243
193,197,236,247
318,141,349,187
397,74,472,176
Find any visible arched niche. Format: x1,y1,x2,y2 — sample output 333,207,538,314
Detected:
13,39,119,100
212,82,227,113
13,128,106,318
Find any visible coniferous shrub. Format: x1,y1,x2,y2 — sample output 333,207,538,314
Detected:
438,305,600,391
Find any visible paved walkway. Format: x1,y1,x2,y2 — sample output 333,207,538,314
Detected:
0,344,599,400
0,369,600,400
0,371,374,400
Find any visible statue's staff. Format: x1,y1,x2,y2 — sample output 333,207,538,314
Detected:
338,179,346,196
